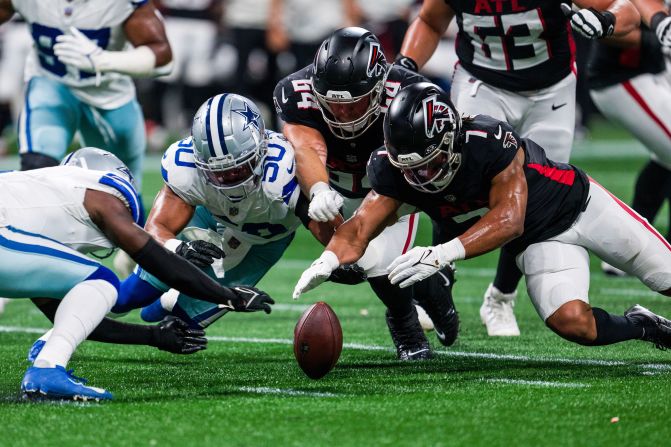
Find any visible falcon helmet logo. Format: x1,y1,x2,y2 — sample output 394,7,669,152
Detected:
422,95,455,139
366,42,386,77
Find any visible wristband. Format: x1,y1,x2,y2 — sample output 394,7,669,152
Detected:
438,238,466,263
309,181,331,199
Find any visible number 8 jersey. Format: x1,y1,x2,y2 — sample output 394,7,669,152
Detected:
12,0,147,108
452,0,574,91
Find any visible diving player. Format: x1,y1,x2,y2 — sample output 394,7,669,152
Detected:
112,94,331,329
395,0,642,337
294,82,671,352
0,147,273,401
274,27,459,360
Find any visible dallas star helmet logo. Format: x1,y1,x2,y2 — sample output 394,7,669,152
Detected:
233,102,261,131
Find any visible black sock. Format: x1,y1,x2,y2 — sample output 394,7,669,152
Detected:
632,160,671,223
368,276,413,318
493,248,523,294
588,307,643,346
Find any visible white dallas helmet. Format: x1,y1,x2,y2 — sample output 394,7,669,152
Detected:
191,94,267,201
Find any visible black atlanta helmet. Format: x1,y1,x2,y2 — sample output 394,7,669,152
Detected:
312,27,387,139
383,82,463,193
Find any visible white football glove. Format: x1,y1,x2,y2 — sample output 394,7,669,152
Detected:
654,15,671,56
561,4,615,39
292,251,340,300
308,182,344,222
388,240,465,288
53,27,104,74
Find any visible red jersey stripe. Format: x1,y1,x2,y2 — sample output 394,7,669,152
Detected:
527,163,575,186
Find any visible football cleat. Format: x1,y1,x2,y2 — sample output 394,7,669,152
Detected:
414,268,459,347
385,309,433,361
480,283,520,337
21,366,112,401
601,261,628,277
625,304,671,350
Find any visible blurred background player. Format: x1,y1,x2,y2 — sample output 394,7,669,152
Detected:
275,27,459,360
395,0,641,336
0,147,272,401
115,94,331,328
588,2,671,276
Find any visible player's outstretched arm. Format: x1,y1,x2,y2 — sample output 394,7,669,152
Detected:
0,0,14,25
568,0,640,39
85,190,273,314
145,186,196,243
292,191,401,299
31,298,207,354
123,1,173,68
398,0,455,70
388,149,527,289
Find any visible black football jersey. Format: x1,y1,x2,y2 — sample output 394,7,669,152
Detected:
367,115,589,255
450,0,574,91
587,26,664,89
274,64,428,199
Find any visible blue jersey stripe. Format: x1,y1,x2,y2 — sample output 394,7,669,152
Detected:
216,94,228,155
281,177,298,204
24,78,33,153
99,174,142,225
204,97,216,158
0,228,98,267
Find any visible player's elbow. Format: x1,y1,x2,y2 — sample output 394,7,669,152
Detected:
501,213,525,239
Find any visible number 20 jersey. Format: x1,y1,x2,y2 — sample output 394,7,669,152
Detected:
451,0,574,91
12,0,147,109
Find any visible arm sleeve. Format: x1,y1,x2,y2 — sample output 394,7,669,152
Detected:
132,237,238,305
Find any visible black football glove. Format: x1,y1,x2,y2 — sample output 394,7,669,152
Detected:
652,12,671,56
150,316,208,354
224,286,275,314
175,240,225,268
328,263,367,285
561,4,615,39
395,54,419,72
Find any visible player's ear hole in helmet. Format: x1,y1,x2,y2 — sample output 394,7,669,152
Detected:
383,82,464,193
191,94,268,202
61,147,137,189
311,27,388,140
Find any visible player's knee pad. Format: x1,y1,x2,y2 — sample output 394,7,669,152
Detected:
20,152,60,171
112,271,163,313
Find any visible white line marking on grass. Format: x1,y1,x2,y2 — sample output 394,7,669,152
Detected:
238,386,337,397
485,378,590,388
599,288,659,298
2,326,669,372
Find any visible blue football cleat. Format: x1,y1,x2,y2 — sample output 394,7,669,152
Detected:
21,366,113,401
27,339,46,363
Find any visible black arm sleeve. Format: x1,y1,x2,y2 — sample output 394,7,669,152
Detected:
294,192,312,228
131,237,238,305
32,299,158,346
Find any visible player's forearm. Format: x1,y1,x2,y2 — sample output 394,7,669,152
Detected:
609,0,641,35
601,27,642,47
629,0,667,27
458,209,525,259
399,16,443,69
294,145,330,196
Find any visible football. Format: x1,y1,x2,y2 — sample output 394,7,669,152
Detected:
293,301,343,380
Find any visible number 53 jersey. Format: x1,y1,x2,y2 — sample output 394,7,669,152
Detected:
12,0,147,108
451,0,574,91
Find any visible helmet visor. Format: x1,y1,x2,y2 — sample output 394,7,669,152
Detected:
201,162,255,188
317,95,372,124
399,152,451,191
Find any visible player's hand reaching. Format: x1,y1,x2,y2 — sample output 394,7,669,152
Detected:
54,27,104,73
293,251,340,299
328,263,367,285
561,4,615,39
223,286,275,314
151,316,207,354
175,240,225,269
308,182,344,222
388,243,461,288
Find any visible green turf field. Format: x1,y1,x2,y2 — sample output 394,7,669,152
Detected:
0,145,670,447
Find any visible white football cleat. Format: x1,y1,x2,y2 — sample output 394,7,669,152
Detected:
601,261,628,277
0,298,9,314
112,250,136,279
480,283,520,336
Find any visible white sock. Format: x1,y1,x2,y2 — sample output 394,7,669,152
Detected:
33,279,117,369
37,328,54,343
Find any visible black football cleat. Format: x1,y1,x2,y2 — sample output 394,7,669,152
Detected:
385,308,433,361
625,304,671,350
414,266,459,347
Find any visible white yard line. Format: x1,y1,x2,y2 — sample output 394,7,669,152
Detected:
2,325,669,372
484,378,590,388
237,386,338,397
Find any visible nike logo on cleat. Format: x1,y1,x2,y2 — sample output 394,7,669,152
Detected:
552,103,567,111
407,348,429,356
435,329,446,341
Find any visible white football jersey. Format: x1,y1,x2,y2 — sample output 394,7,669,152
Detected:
12,0,147,109
161,131,302,245
0,166,142,253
